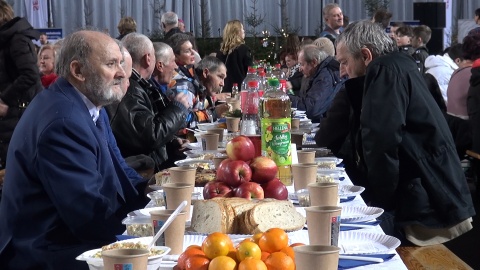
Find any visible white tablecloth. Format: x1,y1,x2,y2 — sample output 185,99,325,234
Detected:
156,173,408,270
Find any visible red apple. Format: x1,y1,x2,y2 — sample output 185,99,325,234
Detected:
222,160,252,187
226,135,255,162
215,158,231,182
234,182,265,200
203,181,233,199
261,178,288,200
250,156,279,184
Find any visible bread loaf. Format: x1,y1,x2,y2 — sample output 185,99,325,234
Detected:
190,197,305,234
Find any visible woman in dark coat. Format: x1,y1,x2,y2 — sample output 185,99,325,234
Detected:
216,19,252,93
0,1,42,169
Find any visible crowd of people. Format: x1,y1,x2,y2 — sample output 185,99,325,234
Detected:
0,0,479,268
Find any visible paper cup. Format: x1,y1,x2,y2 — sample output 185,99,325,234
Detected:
225,117,241,132
102,248,149,270
169,167,197,185
291,118,300,129
161,183,193,219
307,182,339,207
297,149,316,163
201,133,219,150
291,163,318,191
150,209,187,255
305,206,342,246
207,128,225,142
294,245,340,270
228,100,241,111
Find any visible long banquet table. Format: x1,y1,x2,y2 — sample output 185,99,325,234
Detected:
157,171,408,270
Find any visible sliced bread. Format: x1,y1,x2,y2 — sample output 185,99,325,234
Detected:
247,200,306,233
190,199,227,233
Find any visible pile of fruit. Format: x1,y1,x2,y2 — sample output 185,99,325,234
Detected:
175,228,305,270
203,135,288,200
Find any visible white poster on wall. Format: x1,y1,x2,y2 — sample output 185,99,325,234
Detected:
24,0,48,29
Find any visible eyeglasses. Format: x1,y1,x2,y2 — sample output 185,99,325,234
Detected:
180,49,194,55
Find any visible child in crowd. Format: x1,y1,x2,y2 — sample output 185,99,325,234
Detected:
412,25,432,73
395,25,415,55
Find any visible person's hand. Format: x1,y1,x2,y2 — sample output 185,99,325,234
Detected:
214,103,230,117
215,93,231,101
178,138,190,150
286,81,293,91
174,92,190,109
0,99,8,117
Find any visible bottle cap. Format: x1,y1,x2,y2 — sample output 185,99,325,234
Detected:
259,71,266,77
248,81,259,88
268,78,280,87
248,67,256,73
233,83,238,87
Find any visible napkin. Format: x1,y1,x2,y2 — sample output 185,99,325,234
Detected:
338,254,396,269
340,196,355,203
340,220,382,231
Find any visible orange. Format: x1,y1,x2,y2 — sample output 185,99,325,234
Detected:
208,255,237,270
238,257,268,270
227,246,239,263
252,232,263,244
202,232,235,259
236,241,262,261
258,228,289,253
184,254,210,270
177,246,206,270
280,246,295,260
261,251,271,262
264,252,295,270
236,237,255,248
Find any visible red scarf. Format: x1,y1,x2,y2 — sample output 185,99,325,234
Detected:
41,73,58,88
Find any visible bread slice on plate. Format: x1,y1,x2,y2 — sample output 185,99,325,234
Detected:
247,200,306,233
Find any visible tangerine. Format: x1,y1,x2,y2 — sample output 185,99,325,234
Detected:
238,257,268,270
264,252,295,270
252,232,263,244
280,246,295,260
258,228,289,253
261,251,271,262
208,255,237,270
202,232,234,259
177,246,206,270
236,241,262,261
184,254,210,270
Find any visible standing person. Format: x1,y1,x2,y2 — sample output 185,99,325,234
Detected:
39,32,48,45
116,16,136,40
425,46,460,104
0,0,42,169
319,3,344,44
389,22,405,41
108,35,189,172
395,25,415,55
447,43,473,119
0,30,150,269
162,11,181,41
216,19,252,93
336,20,474,246
37,44,58,88
372,8,392,31
412,25,432,73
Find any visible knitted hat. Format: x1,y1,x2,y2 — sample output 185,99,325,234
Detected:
313,37,335,56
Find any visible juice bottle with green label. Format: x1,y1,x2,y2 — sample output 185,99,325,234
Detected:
259,78,292,185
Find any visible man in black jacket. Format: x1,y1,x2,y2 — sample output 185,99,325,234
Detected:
336,20,475,246
107,33,189,172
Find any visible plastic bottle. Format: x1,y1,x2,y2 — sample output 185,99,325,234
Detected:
273,63,286,79
259,78,292,185
231,83,239,99
240,67,259,110
258,71,267,98
241,81,261,157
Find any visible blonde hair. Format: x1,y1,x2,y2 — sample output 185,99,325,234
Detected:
220,20,244,55
0,0,14,27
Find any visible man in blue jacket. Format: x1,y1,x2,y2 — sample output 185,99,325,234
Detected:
0,30,149,269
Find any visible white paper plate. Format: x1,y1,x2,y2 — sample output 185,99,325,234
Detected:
339,185,365,198
174,159,213,168
340,206,384,223
185,149,226,157
338,231,401,254
186,142,202,150
76,237,171,270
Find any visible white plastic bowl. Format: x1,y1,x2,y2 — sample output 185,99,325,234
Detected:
197,123,217,131
76,237,171,270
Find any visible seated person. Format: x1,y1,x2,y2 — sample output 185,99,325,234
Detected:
289,45,341,123
37,44,58,88
0,30,149,269
284,52,303,96
107,35,189,172
194,56,230,120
